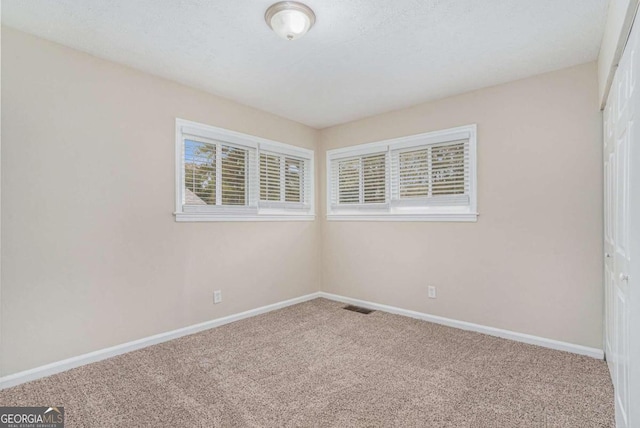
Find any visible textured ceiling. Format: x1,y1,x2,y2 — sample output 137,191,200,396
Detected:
2,0,608,128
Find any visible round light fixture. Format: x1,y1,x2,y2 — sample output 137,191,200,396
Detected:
265,1,316,41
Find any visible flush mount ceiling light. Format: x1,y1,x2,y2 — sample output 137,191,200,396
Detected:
265,1,316,41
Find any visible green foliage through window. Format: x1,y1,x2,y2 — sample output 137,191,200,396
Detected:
184,140,247,206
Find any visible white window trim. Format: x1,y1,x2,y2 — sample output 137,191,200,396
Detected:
326,124,478,222
175,118,315,222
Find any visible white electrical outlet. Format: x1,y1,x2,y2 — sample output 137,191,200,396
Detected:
213,290,222,304
428,286,437,299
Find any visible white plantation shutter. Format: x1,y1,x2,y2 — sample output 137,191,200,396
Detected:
331,152,387,207
326,125,476,221
391,139,470,206
259,151,311,209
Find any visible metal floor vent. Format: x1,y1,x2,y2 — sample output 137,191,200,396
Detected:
343,305,374,314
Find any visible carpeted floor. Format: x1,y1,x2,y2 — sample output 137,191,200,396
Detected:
0,298,613,427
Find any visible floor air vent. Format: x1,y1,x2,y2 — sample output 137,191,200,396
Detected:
343,305,374,314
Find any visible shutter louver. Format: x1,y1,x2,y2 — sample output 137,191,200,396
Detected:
260,153,281,201
431,143,466,195
391,140,469,206
363,153,387,203
397,148,430,198
338,158,361,204
285,157,304,203
220,145,248,206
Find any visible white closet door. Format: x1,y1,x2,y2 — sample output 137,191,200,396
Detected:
605,14,637,428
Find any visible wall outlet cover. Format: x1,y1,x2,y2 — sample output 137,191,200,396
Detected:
214,290,222,304
428,286,437,299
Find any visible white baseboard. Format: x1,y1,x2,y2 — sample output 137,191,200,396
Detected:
0,292,321,390
1,290,603,390
318,292,604,360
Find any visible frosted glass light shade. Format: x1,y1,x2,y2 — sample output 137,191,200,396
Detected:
265,2,316,41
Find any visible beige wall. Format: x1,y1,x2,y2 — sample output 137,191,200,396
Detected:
319,62,603,349
0,28,320,375
1,27,604,376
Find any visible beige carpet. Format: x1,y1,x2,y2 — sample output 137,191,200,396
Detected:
0,298,613,427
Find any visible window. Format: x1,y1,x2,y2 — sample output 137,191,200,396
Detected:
176,119,314,221
327,125,477,221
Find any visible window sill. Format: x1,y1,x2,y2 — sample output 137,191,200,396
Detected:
326,212,478,222
175,212,316,222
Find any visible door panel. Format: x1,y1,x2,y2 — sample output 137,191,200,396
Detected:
615,285,629,426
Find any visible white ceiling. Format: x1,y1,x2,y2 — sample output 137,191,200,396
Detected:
2,0,608,128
